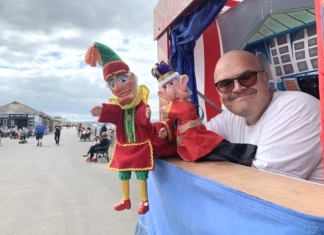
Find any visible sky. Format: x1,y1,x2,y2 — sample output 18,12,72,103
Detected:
0,0,161,122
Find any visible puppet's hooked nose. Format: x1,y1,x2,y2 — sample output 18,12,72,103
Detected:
113,80,123,91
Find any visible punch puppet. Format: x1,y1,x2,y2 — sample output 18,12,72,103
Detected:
85,43,176,215
152,61,258,165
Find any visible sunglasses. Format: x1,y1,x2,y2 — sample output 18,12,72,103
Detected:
215,70,264,93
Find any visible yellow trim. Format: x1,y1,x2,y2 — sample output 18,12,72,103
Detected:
103,60,122,72
109,166,154,171
176,136,182,146
109,85,150,109
105,69,128,81
178,118,203,134
108,139,154,171
165,101,172,118
124,108,136,142
131,111,135,142
117,139,153,147
157,70,175,82
162,120,173,142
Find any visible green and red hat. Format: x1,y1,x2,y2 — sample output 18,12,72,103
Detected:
84,42,130,81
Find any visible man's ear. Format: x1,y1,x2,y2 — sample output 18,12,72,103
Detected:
158,90,168,101
262,71,270,85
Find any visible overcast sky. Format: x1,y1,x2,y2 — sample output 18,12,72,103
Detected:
0,0,161,122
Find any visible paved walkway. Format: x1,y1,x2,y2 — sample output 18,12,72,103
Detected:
0,128,140,235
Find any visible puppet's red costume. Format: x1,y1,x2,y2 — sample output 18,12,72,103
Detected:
98,100,176,171
99,101,153,171
164,100,223,162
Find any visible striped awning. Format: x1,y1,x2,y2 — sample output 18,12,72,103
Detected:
240,7,315,49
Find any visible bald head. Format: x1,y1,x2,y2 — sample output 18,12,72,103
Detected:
213,50,272,125
214,50,263,82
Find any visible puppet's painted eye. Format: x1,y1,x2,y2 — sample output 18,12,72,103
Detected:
162,85,166,90
108,78,115,88
117,74,128,83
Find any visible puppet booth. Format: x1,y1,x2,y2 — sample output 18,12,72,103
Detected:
135,0,324,234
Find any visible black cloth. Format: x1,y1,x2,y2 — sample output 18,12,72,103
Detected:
54,135,60,144
100,125,107,136
98,138,109,147
198,139,258,167
35,133,44,140
88,138,110,158
54,126,61,144
54,126,61,135
20,134,26,141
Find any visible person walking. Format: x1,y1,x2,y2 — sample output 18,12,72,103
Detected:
99,123,107,137
35,121,46,146
54,125,61,145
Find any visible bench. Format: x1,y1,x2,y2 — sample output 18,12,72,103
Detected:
94,140,111,162
80,133,91,142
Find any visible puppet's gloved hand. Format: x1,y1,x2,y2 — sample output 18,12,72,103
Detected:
145,107,151,119
158,127,167,139
91,106,102,117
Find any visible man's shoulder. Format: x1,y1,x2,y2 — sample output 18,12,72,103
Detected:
275,90,318,102
273,91,319,109
269,91,320,120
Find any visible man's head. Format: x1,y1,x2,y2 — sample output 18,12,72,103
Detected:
214,50,272,125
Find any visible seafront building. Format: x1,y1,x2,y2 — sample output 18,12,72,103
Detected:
0,101,55,131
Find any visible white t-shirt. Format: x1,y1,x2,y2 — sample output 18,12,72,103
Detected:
206,91,323,184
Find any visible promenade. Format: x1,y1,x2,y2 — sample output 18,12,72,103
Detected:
0,128,139,235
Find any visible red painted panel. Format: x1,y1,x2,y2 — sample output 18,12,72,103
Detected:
226,0,241,8
202,21,222,121
315,1,324,168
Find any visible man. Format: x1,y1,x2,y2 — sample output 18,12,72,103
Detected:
19,127,27,143
206,50,323,184
54,125,61,145
100,123,107,136
85,42,177,215
35,121,46,146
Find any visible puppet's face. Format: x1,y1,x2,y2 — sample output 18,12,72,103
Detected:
161,78,180,101
107,73,137,105
158,75,190,102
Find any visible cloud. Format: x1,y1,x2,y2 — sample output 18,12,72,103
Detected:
0,0,161,122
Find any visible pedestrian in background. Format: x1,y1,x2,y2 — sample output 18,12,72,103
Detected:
54,125,61,145
35,121,46,147
100,123,107,136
